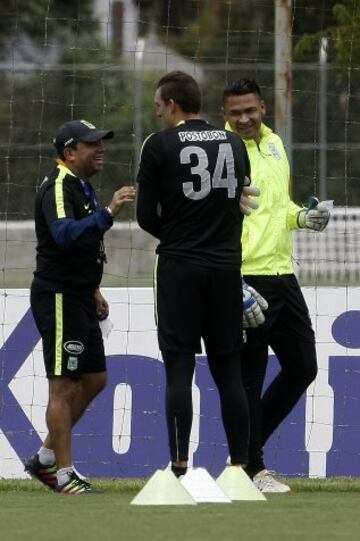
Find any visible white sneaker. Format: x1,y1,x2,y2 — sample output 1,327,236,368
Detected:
253,469,291,493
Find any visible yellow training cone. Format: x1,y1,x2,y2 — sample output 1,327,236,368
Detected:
216,466,267,501
130,469,197,506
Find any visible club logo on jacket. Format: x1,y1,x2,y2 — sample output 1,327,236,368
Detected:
268,143,281,160
67,357,78,371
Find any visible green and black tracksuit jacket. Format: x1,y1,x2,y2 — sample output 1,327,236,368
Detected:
32,160,113,294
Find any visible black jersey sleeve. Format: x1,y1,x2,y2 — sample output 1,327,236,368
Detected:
137,133,165,185
41,179,75,224
136,134,164,239
136,183,162,239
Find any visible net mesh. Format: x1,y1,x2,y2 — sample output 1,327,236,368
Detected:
0,0,359,479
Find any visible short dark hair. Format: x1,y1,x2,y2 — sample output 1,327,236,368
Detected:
157,71,201,113
222,79,262,104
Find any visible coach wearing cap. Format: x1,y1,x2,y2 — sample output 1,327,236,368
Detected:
25,119,136,494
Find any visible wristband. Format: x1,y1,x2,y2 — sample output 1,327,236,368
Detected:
105,206,114,218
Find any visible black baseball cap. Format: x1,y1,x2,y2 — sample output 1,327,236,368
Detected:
53,119,114,156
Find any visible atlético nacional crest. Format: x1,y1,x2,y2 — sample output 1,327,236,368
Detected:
67,356,78,371
268,142,281,160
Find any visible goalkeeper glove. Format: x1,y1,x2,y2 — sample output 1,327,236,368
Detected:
242,280,268,329
240,176,260,216
297,196,331,232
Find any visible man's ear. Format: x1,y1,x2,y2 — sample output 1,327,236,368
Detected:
221,106,228,122
63,146,76,162
168,98,176,113
260,100,266,116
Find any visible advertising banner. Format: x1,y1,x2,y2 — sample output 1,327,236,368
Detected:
0,288,359,479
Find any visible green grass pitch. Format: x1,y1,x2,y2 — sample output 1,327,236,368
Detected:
0,478,359,541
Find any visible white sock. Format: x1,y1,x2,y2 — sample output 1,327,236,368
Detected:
38,446,56,466
57,466,73,486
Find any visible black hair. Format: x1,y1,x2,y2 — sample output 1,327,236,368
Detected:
222,79,262,104
157,70,201,113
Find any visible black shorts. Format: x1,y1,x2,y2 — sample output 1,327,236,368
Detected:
243,273,315,348
155,255,243,354
30,290,106,379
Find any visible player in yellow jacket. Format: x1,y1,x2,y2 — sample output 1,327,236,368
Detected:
223,79,330,493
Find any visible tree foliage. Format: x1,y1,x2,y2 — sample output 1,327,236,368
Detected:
295,1,360,68
1,0,360,221
0,0,98,59
138,0,275,62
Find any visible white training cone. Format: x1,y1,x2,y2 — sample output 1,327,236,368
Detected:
216,466,267,501
180,467,231,503
130,469,197,506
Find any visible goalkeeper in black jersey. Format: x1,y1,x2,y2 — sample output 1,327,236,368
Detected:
137,71,251,477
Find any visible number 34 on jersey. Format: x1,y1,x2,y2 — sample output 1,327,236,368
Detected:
180,143,238,200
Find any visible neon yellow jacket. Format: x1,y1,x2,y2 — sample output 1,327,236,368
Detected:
225,122,302,275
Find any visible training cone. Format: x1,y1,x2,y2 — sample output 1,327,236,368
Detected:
180,467,231,503
130,469,197,505
216,466,267,501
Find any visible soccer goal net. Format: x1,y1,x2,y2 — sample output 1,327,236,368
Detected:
0,0,359,480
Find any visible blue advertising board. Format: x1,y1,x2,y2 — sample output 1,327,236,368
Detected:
0,288,359,478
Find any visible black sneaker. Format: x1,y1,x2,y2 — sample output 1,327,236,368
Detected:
55,471,100,495
24,454,57,490
171,464,187,478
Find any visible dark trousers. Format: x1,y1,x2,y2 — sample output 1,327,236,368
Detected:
162,351,249,466
242,274,318,476
156,256,249,466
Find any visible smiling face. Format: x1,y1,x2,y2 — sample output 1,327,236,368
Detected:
64,140,105,179
223,92,265,143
